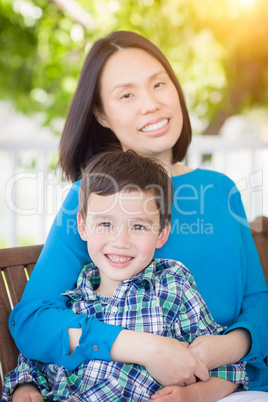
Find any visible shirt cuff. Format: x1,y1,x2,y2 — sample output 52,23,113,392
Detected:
61,315,125,370
223,321,262,363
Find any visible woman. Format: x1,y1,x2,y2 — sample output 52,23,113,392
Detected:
10,31,268,401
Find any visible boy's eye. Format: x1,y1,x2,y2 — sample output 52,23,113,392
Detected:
133,224,146,231
99,222,112,227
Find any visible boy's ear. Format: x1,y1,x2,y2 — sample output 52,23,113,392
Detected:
93,106,110,129
156,223,171,249
77,212,88,241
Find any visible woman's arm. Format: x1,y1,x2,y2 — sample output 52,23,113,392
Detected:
9,181,123,369
110,330,209,386
189,328,251,370
227,185,268,362
68,327,209,385
191,185,268,375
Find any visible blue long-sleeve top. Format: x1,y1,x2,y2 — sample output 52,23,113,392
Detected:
9,169,268,390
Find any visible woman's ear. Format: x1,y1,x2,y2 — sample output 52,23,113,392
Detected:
156,223,171,249
93,106,111,129
77,212,88,241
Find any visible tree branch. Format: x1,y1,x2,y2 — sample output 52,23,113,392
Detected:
203,61,263,135
49,0,96,30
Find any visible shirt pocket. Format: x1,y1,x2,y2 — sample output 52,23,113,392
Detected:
80,376,124,401
105,306,165,336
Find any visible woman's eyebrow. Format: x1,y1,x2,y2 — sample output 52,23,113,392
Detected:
149,69,168,80
111,82,134,94
111,69,168,94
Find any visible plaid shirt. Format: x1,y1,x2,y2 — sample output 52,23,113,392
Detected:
3,259,248,401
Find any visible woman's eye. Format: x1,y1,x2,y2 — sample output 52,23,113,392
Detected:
121,93,133,99
154,82,164,88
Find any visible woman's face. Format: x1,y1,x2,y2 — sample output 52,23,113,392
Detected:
96,47,183,165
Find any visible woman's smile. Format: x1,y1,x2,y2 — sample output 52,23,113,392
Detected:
139,118,170,135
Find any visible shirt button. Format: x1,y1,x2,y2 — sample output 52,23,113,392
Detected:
111,306,118,313
93,345,99,352
12,321,15,326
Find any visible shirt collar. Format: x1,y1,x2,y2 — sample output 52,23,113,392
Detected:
64,259,158,301
86,260,158,285
126,259,159,290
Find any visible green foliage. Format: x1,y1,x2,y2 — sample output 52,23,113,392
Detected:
0,0,267,135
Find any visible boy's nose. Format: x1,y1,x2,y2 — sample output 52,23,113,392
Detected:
110,227,131,249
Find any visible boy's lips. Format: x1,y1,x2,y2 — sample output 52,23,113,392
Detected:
105,254,134,264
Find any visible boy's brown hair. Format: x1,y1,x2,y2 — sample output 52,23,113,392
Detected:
79,149,173,231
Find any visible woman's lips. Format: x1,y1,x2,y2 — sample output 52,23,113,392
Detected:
140,118,169,133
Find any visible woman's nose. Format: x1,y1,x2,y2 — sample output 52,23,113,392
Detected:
140,91,160,114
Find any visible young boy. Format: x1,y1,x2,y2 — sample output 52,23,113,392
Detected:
3,150,247,401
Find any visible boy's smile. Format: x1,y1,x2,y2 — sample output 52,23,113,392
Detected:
105,254,133,266
78,190,169,297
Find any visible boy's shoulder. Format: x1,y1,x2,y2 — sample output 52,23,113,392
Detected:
148,259,199,308
153,258,196,288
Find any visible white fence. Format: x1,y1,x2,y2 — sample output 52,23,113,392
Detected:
1,135,268,247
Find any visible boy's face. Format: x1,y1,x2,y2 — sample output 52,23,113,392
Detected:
78,190,170,296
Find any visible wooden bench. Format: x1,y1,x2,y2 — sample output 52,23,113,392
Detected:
0,244,43,393
0,217,268,394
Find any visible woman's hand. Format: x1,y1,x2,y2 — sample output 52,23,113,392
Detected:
111,330,209,387
143,336,209,387
12,384,43,402
189,329,251,370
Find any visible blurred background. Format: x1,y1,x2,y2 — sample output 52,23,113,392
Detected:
0,0,268,247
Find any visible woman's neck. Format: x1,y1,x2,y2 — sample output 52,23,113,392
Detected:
151,150,192,177
171,163,193,177
161,159,193,177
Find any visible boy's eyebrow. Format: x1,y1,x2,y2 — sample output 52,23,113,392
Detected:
89,215,157,225
128,217,157,226
89,214,114,220
111,70,168,93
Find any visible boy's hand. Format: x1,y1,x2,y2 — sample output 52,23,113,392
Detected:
150,378,239,402
12,384,43,402
149,386,190,402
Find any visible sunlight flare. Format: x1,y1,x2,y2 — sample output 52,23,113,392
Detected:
231,0,257,9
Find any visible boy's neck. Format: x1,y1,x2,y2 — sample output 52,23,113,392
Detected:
95,283,116,298
95,275,122,298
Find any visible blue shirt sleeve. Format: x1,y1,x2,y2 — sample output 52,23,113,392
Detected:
224,184,268,370
9,181,123,369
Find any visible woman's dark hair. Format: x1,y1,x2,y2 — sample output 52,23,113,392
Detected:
79,149,173,231
59,31,192,183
